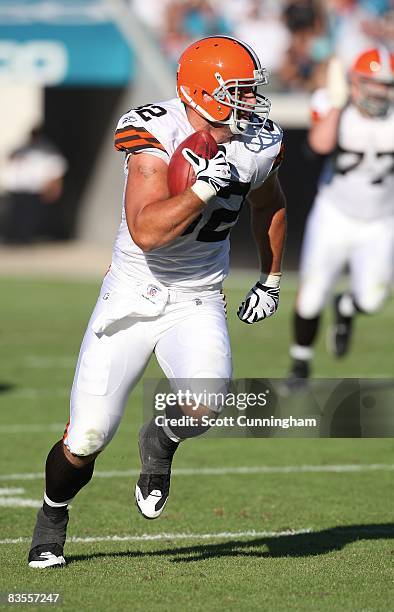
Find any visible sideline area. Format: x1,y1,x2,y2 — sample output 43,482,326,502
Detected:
0,241,112,279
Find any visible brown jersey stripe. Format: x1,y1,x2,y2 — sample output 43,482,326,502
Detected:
115,128,154,140
115,137,166,150
116,125,149,136
115,141,167,154
115,128,166,153
115,134,165,146
115,134,145,145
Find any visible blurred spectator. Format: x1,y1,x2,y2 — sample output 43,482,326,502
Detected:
233,0,291,74
210,0,258,25
325,0,393,68
0,127,67,244
361,11,394,50
131,0,173,34
162,2,191,65
181,0,231,38
132,0,394,93
162,0,232,65
278,0,326,91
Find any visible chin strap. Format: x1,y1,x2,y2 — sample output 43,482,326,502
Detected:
229,112,249,135
229,119,244,135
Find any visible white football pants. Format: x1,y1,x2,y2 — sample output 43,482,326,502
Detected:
64,270,232,456
297,198,393,319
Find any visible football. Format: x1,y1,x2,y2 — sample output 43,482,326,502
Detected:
167,130,218,196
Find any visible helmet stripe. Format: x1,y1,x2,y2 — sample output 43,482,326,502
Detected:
201,35,262,70
232,38,262,70
377,46,392,80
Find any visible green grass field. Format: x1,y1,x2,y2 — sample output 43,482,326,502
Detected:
0,274,393,611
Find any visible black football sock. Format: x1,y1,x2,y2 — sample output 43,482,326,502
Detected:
30,506,69,555
44,440,95,513
161,401,213,440
42,501,68,521
139,419,179,476
157,422,180,452
289,312,320,368
294,312,320,346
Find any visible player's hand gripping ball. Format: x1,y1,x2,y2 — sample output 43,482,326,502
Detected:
167,130,230,201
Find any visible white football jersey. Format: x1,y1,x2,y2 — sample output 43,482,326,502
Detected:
112,97,283,289
312,89,394,220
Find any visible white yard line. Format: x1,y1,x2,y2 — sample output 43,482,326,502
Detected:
0,463,393,482
0,498,42,508
0,487,41,508
0,528,312,545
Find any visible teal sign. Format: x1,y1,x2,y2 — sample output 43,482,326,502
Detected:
0,0,134,85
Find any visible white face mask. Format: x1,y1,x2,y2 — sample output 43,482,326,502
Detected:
213,70,272,134
357,79,394,117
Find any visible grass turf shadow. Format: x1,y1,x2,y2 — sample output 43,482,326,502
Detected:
66,523,394,565
0,383,15,393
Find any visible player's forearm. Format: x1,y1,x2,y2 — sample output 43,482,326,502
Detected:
127,189,205,251
251,201,286,274
308,109,341,154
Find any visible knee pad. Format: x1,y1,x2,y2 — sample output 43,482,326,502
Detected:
296,287,325,320
65,427,107,457
354,289,388,315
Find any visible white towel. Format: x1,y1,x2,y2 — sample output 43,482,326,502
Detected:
91,281,169,334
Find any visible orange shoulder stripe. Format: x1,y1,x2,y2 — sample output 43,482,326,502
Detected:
114,126,166,154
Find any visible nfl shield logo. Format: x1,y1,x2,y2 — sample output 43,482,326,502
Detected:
147,284,159,298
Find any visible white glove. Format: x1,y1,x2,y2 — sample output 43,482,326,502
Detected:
327,56,348,110
182,148,231,202
237,273,281,324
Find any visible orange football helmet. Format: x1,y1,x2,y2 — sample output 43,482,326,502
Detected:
350,47,394,117
177,36,271,134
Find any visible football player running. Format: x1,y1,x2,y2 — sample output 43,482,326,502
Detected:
28,36,286,568
286,47,394,388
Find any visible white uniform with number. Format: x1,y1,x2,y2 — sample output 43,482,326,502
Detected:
113,97,282,288
297,89,394,319
64,98,283,455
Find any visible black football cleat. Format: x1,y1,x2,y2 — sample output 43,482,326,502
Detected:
28,506,68,568
329,294,353,358
28,543,66,569
135,419,179,520
135,473,171,520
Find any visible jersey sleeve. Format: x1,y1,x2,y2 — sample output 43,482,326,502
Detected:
114,110,169,163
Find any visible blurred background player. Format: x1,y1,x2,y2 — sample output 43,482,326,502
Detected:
286,47,394,387
0,127,67,244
